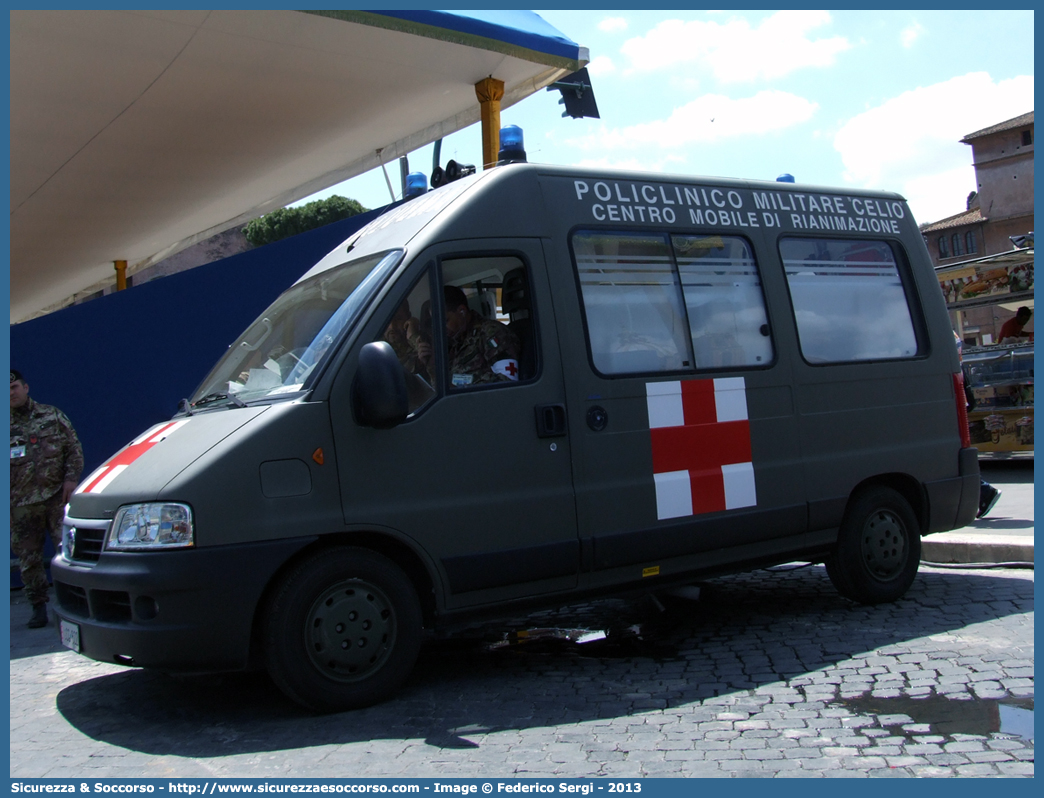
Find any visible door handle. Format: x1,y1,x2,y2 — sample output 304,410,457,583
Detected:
535,404,567,438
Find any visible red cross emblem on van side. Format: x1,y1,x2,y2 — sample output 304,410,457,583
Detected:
646,378,756,519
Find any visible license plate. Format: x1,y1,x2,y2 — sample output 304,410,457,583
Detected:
59,619,81,652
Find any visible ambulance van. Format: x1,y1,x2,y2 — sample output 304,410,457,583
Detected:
52,155,980,712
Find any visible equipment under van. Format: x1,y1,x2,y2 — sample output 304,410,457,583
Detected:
53,157,980,711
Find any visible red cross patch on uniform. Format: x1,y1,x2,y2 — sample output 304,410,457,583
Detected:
492,358,520,380
646,378,756,520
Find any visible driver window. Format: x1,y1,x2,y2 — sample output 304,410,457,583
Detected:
377,272,436,414
439,256,534,389
372,256,537,410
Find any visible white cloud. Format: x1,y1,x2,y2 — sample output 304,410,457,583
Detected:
598,17,628,33
573,155,685,173
833,71,1033,221
902,167,978,226
667,75,702,93
585,55,617,77
620,11,851,82
900,22,924,49
569,90,818,151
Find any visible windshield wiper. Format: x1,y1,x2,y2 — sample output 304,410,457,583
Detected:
192,392,247,409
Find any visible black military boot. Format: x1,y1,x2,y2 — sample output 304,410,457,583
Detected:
978,482,1001,518
27,603,48,629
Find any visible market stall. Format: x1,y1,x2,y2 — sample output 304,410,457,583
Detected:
936,247,1034,458
963,342,1033,455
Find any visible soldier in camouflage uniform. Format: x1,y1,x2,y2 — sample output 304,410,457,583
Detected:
383,299,423,375
414,285,521,387
10,370,84,628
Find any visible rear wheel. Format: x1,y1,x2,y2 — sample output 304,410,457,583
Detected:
263,547,422,712
825,487,921,604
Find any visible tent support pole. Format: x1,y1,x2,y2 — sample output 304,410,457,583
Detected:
475,77,505,170
114,260,127,291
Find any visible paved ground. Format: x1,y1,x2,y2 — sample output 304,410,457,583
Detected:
9,462,1033,779
922,460,1034,564
10,574,1033,778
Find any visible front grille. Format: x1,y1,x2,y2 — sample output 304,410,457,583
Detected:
58,516,134,624
64,517,109,563
55,582,132,623
55,582,89,617
93,590,133,622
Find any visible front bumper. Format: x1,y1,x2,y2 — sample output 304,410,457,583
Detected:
51,536,315,672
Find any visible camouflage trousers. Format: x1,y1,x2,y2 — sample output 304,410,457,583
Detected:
10,496,64,606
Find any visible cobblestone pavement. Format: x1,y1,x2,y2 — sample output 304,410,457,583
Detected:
10,563,1033,778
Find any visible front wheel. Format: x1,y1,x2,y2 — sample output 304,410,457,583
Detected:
825,487,921,604
263,547,422,712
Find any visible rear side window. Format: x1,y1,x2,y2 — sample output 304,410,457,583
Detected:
673,235,773,369
780,237,919,363
573,231,691,374
572,230,773,375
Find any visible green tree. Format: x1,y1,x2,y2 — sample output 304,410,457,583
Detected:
244,195,368,247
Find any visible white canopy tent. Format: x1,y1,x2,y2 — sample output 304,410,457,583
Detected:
10,9,587,322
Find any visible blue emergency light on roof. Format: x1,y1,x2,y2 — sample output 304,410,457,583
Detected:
498,125,527,164
405,171,428,198
776,173,795,183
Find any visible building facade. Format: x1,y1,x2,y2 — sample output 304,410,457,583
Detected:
920,111,1034,347
920,111,1033,269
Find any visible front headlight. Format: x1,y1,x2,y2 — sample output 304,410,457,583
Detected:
106,503,194,551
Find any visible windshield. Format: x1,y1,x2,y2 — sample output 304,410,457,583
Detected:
190,250,403,407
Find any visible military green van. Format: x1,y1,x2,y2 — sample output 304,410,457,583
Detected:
52,157,980,712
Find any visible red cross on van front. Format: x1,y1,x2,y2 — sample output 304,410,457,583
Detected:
77,419,191,495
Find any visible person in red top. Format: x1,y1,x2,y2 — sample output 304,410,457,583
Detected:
998,306,1032,343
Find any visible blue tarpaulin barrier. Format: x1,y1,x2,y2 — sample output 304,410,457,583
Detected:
10,209,391,587
10,208,391,588
10,208,388,480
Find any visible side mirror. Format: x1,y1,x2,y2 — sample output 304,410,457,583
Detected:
352,342,408,429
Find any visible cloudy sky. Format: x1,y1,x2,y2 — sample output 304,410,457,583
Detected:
301,9,1034,227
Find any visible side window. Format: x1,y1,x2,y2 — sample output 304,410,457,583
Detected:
438,255,533,389
780,237,920,363
672,235,774,369
377,270,436,414
573,231,691,374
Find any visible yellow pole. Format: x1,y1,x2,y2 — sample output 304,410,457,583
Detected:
114,260,127,291
475,77,505,170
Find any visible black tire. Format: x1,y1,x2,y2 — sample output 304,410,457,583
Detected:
825,487,921,605
263,547,422,712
